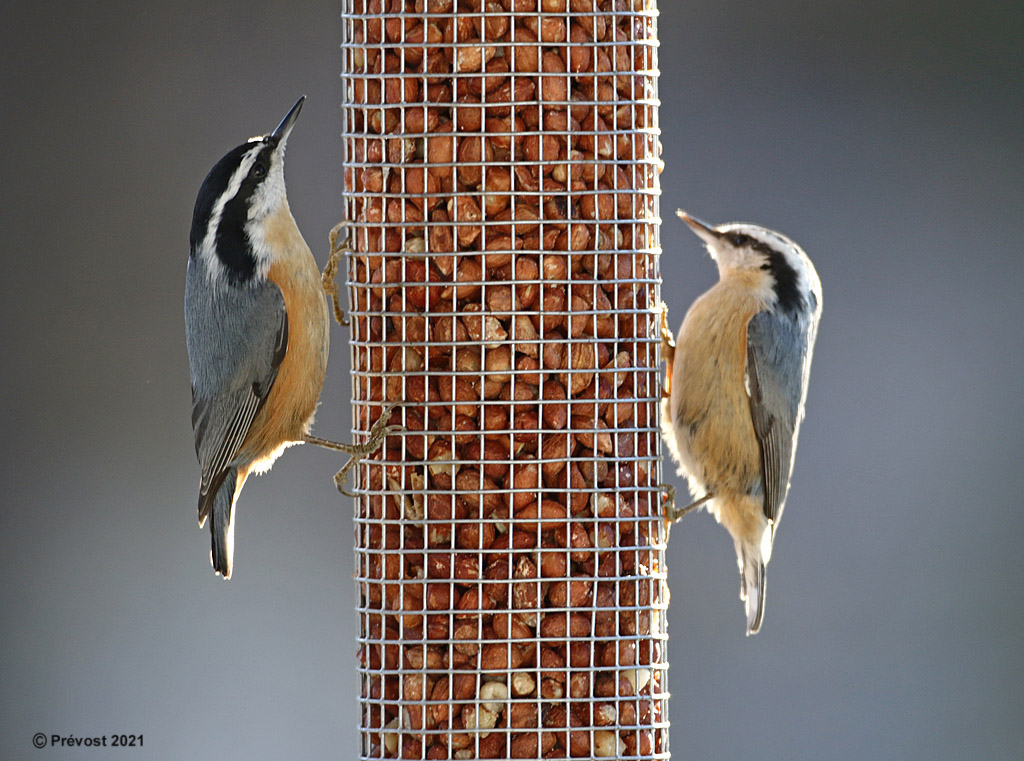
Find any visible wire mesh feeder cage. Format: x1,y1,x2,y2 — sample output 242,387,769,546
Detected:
340,0,666,758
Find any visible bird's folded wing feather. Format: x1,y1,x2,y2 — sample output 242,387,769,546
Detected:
745,310,808,525
185,263,288,504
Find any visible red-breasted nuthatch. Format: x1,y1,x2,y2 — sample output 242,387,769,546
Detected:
661,210,822,634
185,97,390,579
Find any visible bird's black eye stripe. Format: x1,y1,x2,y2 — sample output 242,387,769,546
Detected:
763,248,803,314
199,144,275,284
729,232,792,276
727,233,804,314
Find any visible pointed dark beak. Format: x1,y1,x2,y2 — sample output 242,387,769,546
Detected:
675,210,724,246
270,95,305,145
676,210,722,246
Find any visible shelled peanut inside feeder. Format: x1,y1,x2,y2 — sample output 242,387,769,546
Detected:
340,1,667,758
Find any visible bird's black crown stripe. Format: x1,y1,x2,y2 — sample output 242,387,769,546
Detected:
189,143,251,253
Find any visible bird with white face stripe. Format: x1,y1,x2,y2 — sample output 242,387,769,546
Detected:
185,97,395,578
662,210,822,634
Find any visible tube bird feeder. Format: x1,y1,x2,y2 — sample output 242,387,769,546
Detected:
340,1,667,757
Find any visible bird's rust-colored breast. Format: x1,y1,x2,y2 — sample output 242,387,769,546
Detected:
242,206,329,468
672,271,769,500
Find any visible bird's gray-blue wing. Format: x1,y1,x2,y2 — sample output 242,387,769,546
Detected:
185,260,287,522
745,309,811,526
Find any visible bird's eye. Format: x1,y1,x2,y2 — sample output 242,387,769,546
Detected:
251,162,267,179
728,233,747,247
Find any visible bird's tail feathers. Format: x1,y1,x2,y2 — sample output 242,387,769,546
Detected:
739,546,767,636
202,467,239,580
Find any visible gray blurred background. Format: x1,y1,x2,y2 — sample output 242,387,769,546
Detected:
2,1,1022,758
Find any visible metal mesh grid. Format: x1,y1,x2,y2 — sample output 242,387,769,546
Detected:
341,1,666,758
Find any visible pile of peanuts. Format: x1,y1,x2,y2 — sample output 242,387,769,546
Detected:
341,0,667,758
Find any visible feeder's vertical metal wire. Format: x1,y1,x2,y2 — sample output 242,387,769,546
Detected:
342,2,666,758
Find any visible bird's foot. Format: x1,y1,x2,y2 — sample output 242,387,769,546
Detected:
659,303,676,353
663,489,712,524
322,221,352,326
304,401,402,497
659,303,675,398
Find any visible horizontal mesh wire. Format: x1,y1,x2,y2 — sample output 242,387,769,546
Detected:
341,1,667,758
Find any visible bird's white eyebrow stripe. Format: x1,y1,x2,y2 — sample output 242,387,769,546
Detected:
201,144,264,263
